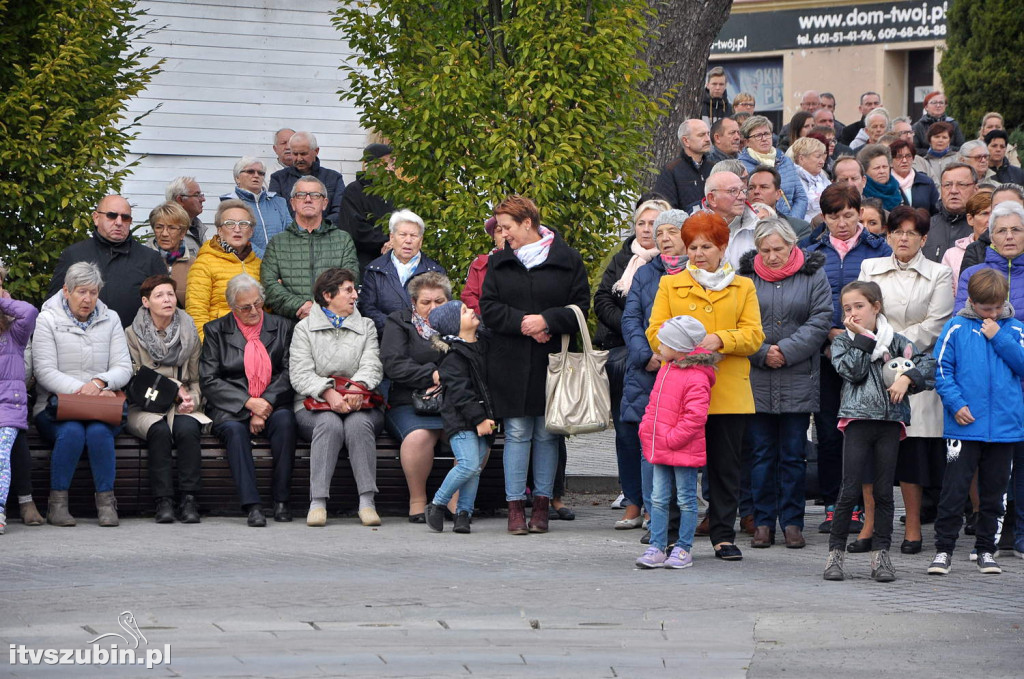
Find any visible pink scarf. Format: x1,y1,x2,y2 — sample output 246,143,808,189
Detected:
660,254,686,275
233,312,272,402
895,168,916,192
612,239,660,296
829,225,864,261
754,246,805,282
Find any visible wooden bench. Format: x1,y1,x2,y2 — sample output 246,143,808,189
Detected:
25,432,505,519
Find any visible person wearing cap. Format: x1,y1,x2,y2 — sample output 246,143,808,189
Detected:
635,315,720,569
339,143,397,276
646,212,765,561
462,216,506,315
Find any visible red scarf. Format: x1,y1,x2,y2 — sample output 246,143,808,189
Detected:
753,246,805,282
233,312,272,404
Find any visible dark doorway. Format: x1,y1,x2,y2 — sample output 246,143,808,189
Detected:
907,49,935,121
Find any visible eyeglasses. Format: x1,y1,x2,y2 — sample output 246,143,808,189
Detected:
890,230,921,240
941,181,977,190
713,187,748,197
992,226,1024,237
748,131,772,140
180,192,205,199
966,154,990,160
240,169,266,176
97,211,133,223
294,191,326,200
152,224,183,233
221,220,254,231
233,299,264,313
929,100,948,106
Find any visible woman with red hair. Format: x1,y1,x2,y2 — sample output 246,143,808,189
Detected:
646,212,765,561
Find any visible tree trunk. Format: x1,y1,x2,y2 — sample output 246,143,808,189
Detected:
640,0,733,189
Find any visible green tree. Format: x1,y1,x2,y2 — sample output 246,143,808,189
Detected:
938,0,1024,132
333,0,662,284
0,0,160,303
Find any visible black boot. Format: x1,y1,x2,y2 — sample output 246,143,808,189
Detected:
179,495,201,524
154,497,175,524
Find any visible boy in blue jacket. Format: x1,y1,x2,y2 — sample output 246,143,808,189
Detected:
929,269,1024,576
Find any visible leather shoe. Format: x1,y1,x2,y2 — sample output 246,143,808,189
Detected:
740,514,756,535
751,525,774,548
247,506,266,527
901,539,922,554
273,502,292,522
714,543,743,561
783,526,806,549
846,537,871,553
695,515,710,536
154,497,175,524
179,495,201,524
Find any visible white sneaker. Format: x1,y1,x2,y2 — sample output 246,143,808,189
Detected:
610,493,626,509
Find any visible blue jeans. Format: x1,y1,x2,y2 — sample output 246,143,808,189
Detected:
615,418,643,508
650,464,699,553
36,409,121,493
748,413,809,530
433,430,488,515
503,416,558,500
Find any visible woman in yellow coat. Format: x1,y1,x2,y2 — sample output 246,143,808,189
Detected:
186,200,262,341
647,212,764,561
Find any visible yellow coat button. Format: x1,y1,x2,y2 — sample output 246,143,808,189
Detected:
705,305,713,313
689,303,697,311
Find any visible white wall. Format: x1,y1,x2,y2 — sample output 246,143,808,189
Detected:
121,0,367,225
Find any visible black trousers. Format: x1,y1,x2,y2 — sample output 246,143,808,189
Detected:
706,414,747,545
9,430,33,498
829,420,901,551
146,416,203,499
813,354,844,505
213,409,296,508
934,439,1013,556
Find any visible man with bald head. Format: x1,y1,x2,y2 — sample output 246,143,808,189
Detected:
47,195,166,326
653,119,714,212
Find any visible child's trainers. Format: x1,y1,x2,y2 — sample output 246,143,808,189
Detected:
818,505,835,533
636,546,667,569
850,506,864,532
664,546,693,569
977,552,1002,574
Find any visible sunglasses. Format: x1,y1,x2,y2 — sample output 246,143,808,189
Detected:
240,169,266,176
97,211,133,222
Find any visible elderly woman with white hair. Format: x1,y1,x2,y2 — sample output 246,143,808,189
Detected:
200,274,296,527
220,156,291,258
851,108,891,151
359,209,445,336
957,140,995,185
33,262,132,527
790,137,831,222
737,218,832,548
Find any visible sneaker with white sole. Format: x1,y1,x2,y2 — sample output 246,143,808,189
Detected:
823,548,845,581
870,549,896,582
928,552,952,575
969,548,1000,561
977,552,1002,574
636,546,667,569
611,493,626,509
664,546,693,569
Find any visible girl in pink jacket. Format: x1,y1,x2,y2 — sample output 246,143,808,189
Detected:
636,315,720,569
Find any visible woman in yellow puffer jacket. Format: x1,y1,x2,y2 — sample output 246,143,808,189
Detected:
186,200,262,341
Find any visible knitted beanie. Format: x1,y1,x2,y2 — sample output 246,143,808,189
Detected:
428,300,463,337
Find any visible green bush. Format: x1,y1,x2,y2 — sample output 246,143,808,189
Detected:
938,0,1024,132
0,0,159,304
333,0,663,288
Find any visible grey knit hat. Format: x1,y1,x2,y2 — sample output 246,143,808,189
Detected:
428,300,463,337
657,315,707,354
653,209,688,230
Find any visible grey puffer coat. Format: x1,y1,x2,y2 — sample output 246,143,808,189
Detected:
738,250,832,414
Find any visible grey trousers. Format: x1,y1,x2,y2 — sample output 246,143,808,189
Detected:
296,407,384,499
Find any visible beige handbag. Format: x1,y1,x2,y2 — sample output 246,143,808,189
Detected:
544,304,612,435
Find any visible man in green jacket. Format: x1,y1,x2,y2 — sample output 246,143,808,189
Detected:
261,176,359,320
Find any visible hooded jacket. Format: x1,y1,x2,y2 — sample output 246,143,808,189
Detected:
934,302,1024,442
219,187,291,258
620,256,667,423
738,250,832,414
432,336,495,437
737,148,809,219
639,348,718,467
700,88,733,128
0,298,38,429
186,237,261,341
955,247,1024,323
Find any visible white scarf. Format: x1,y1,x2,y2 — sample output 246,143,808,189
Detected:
515,225,555,270
747,147,776,167
685,260,736,292
612,238,659,296
847,313,894,362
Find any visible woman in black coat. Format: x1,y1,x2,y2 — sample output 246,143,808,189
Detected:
593,198,669,529
199,274,296,528
480,195,590,535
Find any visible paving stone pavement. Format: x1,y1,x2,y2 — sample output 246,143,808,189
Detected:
1,496,1021,678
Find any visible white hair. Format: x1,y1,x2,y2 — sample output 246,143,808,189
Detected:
864,107,891,125
225,273,264,307
958,140,987,161
64,261,104,292
632,199,671,225
388,209,426,236
990,201,1024,231
233,156,266,180
753,217,798,247
165,176,197,201
288,131,318,150
290,175,327,198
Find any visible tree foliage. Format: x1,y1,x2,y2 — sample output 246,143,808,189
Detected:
333,0,663,285
0,0,160,303
938,0,1024,132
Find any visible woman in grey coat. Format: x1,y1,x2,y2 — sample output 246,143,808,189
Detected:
738,218,832,549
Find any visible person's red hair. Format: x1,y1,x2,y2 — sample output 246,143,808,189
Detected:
494,195,540,229
681,212,730,249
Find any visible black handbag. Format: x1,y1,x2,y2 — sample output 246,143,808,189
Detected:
125,365,180,414
411,384,443,416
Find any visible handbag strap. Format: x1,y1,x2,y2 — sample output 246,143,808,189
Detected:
559,304,595,357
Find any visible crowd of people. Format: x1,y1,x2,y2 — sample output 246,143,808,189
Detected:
1,86,1023,585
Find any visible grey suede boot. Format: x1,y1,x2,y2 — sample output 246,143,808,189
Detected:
46,491,76,527
95,492,119,527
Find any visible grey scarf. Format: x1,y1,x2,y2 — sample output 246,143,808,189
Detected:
131,307,197,366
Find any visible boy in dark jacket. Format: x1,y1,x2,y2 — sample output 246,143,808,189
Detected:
423,300,495,534
929,269,1024,576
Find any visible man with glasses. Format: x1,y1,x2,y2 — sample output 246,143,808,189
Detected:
703,170,757,269
653,119,714,212
166,176,208,250
47,195,166,327
269,131,345,226
261,177,359,321
913,91,965,155
924,163,979,262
